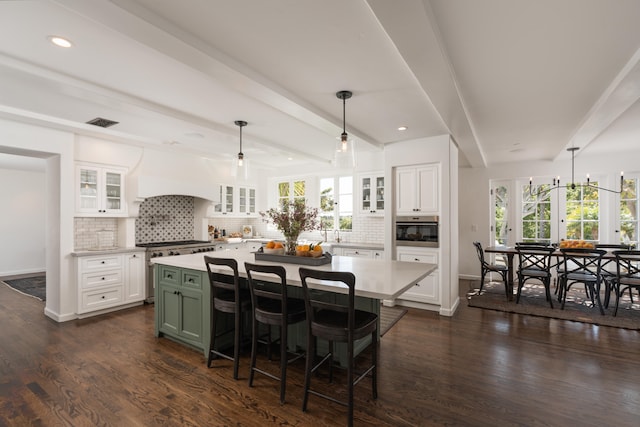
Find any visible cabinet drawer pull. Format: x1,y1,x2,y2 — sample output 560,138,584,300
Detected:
101,261,105,264
414,258,420,262
188,278,194,283
101,277,105,280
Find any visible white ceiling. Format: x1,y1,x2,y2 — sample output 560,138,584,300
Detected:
1,0,640,170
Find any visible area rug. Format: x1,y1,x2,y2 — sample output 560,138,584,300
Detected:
467,281,640,330
380,305,408,336
1,274,46,301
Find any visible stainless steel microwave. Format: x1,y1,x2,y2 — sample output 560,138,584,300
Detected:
395,215,439,247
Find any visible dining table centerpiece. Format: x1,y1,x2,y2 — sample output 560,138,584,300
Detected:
260,199,319,255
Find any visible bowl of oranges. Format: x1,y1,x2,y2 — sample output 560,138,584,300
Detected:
559,239,595,249
296,243,323,257
263,240,285,255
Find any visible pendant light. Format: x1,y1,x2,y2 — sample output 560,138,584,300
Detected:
334,90,356,168
233,120,249,180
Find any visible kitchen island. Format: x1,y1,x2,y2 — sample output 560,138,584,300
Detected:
151,248,436,365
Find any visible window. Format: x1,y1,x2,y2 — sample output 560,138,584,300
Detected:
492,184,509,245
620,178,638,245
566,182,599,242
521,184,551,243
277,179,306,208
319,176,352,231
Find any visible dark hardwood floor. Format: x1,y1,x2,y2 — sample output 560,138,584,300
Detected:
1,280,639,426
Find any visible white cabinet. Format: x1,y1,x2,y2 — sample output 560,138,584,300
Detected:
76,250,145,315
76,163,127,216
336,247,384,260
396,247,439,304
214,185,234,215
124,251,145,301
213,185,257,217
238,186,256,216
358,173,385,216
395,164,439,215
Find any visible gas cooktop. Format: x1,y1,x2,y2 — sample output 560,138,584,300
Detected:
136,240,209,248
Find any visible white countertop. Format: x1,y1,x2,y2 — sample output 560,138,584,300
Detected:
151,248,434,300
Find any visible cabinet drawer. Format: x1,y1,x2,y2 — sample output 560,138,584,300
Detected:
79,286,123,312
158,266,180,286
398,252,438,264
183,271,203,290
81,255,122,271
81,270,122,289
401,274,439,304
342,248,372,258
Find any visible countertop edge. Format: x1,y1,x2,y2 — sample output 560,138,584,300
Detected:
71,247,145,257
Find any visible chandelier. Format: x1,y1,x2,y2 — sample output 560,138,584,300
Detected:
529,147,623,197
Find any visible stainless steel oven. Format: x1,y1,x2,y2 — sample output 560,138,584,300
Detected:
395,216,439,247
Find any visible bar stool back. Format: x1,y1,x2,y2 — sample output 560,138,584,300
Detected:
204,256,251,380
298,267,378,427
244,262,306,403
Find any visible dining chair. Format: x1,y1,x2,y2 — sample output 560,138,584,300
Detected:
244,262,306,404
204,256,252,380
473,241,510,298
558,248,607,315
298,267,378,427
515,245,556,308
612,250,640,316
596,243,632,307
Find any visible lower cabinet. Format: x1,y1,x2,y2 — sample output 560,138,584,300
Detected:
396,247,440,305
335,247,384,260
155,265,211,355
76,250,145,316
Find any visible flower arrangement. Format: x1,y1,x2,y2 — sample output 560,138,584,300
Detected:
260,199,319,255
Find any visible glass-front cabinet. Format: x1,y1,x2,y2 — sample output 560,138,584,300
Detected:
238,186,256,215
75,163,126,216
214,185,234,214
213,185,257,216
359,172,385,216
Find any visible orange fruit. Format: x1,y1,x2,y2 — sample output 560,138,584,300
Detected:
313,245,322,252
266,241,275,249
274,242,283,249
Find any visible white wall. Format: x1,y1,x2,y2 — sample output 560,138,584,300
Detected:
459,148,640,279
0,167,46,275
0,117,76,321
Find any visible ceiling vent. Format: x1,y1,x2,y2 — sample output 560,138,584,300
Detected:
86,117,119,128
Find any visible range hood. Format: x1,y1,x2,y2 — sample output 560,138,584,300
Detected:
128,148,220,202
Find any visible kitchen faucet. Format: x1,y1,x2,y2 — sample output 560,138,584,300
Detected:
334,229,341,243
320,223,328,242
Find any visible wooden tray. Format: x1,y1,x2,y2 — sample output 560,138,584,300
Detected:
253,251,332,266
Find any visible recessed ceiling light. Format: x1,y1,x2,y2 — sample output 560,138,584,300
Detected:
287,157,293,161
48,35,73,48
398,126,408,131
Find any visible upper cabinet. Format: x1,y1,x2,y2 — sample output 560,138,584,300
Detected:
395,164,439,215
238,186,256,216
358,172,385,216
213,184,257,217
76,163,127,216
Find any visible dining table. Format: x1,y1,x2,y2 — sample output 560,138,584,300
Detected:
483,244,620,301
